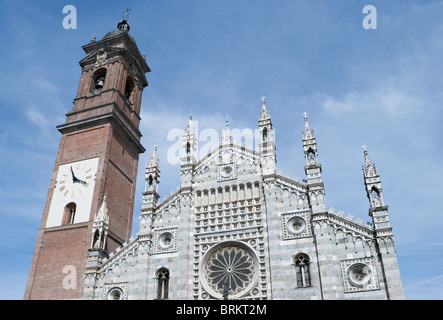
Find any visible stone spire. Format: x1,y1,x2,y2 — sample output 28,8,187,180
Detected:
301,113,326,214
302,111,314,140
302,112,318,167
362,145,378,178
183,113,197,157
362,146,384,208
90,195,109,251
258,97,276,175
95,195,109,224
222,115,232,145
259,96,271,121
145,144,160,193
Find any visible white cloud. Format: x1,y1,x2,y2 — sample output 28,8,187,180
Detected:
322,91,358,114
320,85,425,118
26,109,49,128
30,77,59,94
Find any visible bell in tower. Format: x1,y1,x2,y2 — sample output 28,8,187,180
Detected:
95,77,105,90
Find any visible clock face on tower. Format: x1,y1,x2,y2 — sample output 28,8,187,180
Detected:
46,157,99,228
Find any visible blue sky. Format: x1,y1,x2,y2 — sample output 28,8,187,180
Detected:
1,0,442,300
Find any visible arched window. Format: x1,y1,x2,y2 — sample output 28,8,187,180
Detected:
371,187,381,207
294,253,311,288
307,148,316,164
156,268,170,299
92,229,106,250
91,68,107,94
262,127,268,140
124,76,135,102
106,287,124,300
62,202,76,225
92,229,100,248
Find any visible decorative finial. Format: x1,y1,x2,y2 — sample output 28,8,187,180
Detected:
91,34,96,43
261,96,266,104
142,52,146,60
222,115,231,144
95,194,109,223
362,144,367,152
302,111,313,138
117,8,131,31
122,7,131,21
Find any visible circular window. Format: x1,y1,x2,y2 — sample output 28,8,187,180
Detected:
221,165,233,177
347,263,372,288
287,216,306,235
200,241,258,299
158,232,174,250
107,287,124,300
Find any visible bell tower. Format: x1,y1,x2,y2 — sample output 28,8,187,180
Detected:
24,15,150,299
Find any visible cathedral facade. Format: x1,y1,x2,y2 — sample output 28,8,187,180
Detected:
25,18,404,300
83,104,405,300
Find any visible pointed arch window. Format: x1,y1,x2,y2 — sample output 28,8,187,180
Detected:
92,229,100,248
294,253,311,288
156,268,170,299
92,229,106,250
262,127,268,140
306,148,316,165
62,202,76,225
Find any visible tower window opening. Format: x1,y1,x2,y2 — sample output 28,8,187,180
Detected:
186,141,191,154
371,187,381,207
263,127,268,140
307,148,316,165
62,202,77,225
91,68,107,94
124,76,135,102
92,229,100,248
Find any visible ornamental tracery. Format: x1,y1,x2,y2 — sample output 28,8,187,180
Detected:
205,246,255,295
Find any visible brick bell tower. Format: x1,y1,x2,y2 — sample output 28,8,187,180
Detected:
24,16,150,299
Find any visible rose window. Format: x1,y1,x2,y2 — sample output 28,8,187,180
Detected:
287,216,306,234
347,263,372,287
205,246,255,296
